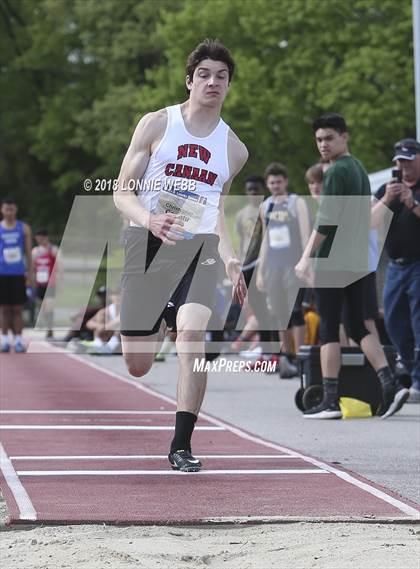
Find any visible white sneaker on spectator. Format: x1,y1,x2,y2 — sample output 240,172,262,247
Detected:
14,341,26,353
106,335,121,354
408,387,420,403
88,343,113,355
239,345,262,360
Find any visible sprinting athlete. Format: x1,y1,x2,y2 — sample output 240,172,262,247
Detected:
114,39,248,472
0,198,33,353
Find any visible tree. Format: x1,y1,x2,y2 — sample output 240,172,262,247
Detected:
145,0,415,190
0,0,415,235
0,0,180,232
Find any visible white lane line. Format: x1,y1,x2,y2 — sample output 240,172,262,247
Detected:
0,425,223,431
64,351,420,519
0,443,37,521
0,410,175,415
10,454,297,461
16,469,328,476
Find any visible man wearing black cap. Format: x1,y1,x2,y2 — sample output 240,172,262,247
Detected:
372,138,420,403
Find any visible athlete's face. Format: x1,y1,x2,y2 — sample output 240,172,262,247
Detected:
187,59,230,107
1,203,17,221
315,128,348,161
307,178,323,202
245,182,264,196
266,175,288,196
35,234,49,247
245,181,264,205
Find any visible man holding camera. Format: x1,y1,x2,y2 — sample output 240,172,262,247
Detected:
372,139,420,403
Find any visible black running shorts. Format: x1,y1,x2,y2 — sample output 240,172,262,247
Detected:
36,285,56,301
341,272,379,327
0,275,27,305
120,227,221,336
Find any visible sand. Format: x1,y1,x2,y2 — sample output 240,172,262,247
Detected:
1,497,419,569
2,522,419,569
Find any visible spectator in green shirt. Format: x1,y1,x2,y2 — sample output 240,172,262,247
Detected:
295,113,409,420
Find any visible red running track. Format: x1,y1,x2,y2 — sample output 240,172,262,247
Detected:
1,350,419,525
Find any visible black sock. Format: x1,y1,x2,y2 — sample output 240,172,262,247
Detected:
322,377,339,405
377,366,395,393
170,411,197,453
260,330,272,353
259,331,271,343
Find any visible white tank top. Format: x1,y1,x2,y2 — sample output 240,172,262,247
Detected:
131,104,230,234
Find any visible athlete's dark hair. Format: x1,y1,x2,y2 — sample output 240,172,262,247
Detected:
305,163,324,184
312,113,348,134
35,228,49,236
1,197,17,206
186,39,235,84
264,162,288,180
245,174,265,187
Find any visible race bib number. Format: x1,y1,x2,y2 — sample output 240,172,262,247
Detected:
4,247,22,264
36,267,50,284
268,226,291,249
155,188,206,239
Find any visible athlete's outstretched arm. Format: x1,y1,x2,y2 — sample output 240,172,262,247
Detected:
113,111,184,244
